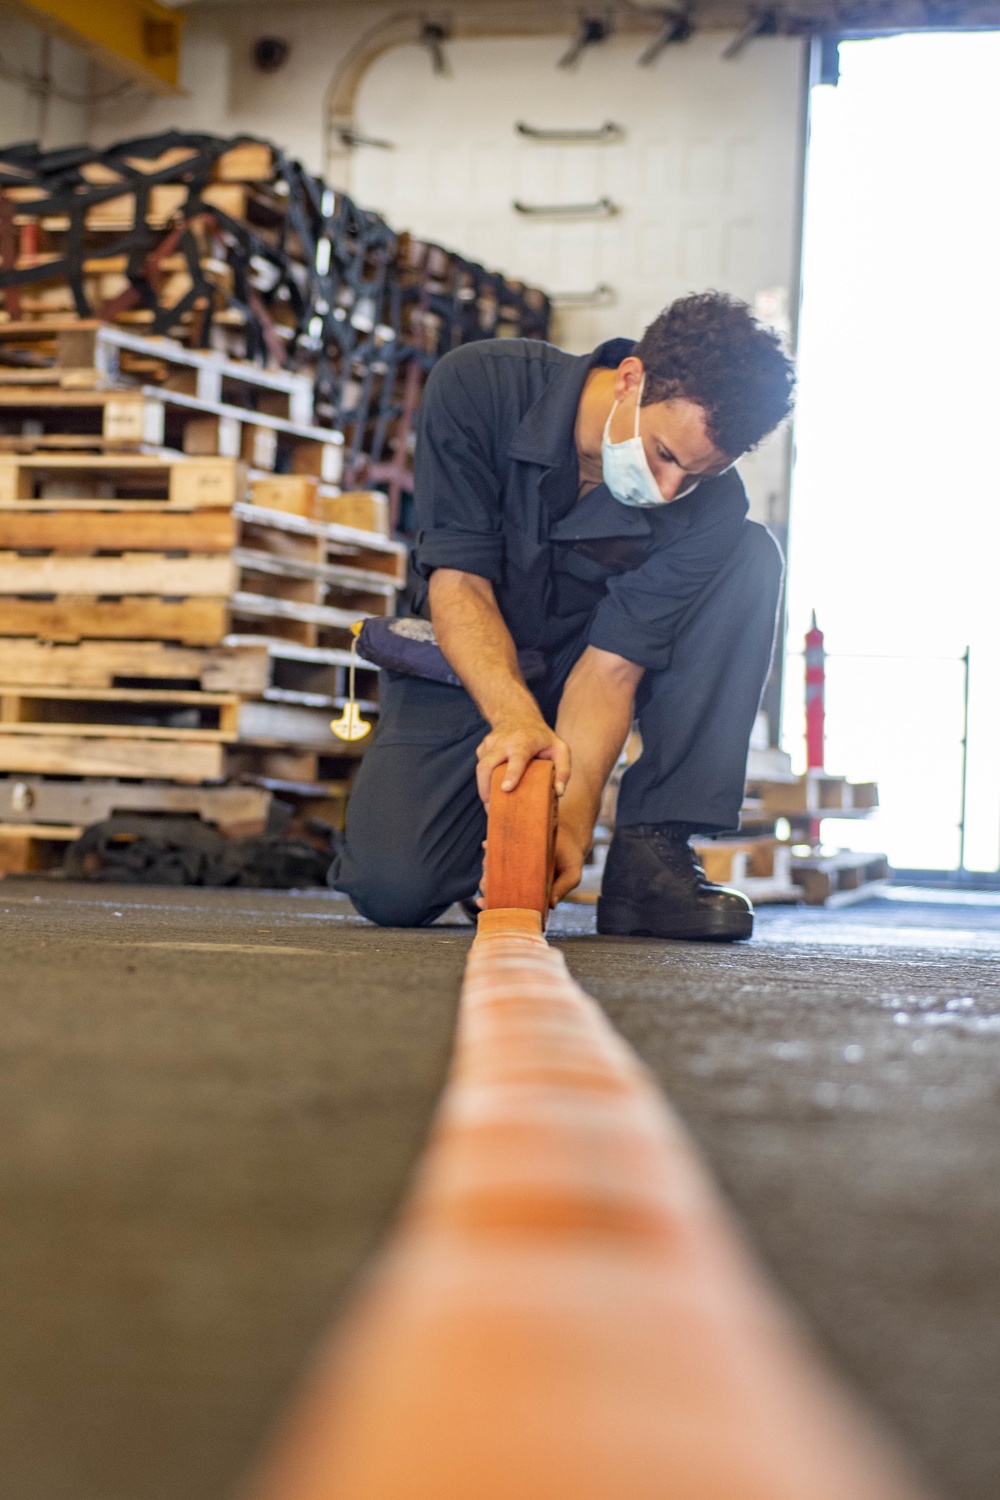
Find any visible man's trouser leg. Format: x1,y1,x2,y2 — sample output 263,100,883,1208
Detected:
615,520,784,833
333,520,783,926
330,674,487,926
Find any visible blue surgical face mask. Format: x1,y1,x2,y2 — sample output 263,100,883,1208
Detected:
601,376,702,507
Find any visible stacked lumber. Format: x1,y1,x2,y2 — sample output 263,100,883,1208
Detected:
0,131,551,520
0,443,405,875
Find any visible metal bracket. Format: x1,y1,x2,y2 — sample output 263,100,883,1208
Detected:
637,7,694,66
558,15,614,69
337,127,394,150
515,120,624,144
722,7,780,60
512,196,619,218
549,283,616,306
420,21,450,75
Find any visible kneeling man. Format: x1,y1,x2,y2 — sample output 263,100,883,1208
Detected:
331,292,795,939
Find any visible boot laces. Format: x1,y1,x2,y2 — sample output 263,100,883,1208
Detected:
649,829,707,879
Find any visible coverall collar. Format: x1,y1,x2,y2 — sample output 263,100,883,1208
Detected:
506,336,651,540
506,336,637,467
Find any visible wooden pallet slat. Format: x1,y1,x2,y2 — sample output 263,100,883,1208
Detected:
0,322,313,422
234,502,406,581
756,774,881,818
318,491,390,536
791,851,891,907
162,385,343,479
0,593,377,648
0,684,240,739
250,475,320,519
229,590,374,631
0,499,406,579
0,734,224,782
0,370,104,389
0,453,247,508
0,506,236,553
231,547,397,597
0,824,77,875
0,597,230,646
0,638,378,718
0,775,272,832
0,552,236,597
0,638,270,693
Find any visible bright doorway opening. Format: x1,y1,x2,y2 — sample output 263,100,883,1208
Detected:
784,31,1000,873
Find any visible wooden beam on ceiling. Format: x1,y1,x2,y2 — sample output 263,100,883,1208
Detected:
6,0,185,94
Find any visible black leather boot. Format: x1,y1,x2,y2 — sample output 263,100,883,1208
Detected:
597,823,753,941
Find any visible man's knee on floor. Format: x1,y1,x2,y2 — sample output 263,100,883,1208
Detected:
339,861,456,928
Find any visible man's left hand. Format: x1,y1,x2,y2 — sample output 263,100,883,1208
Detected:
550,823,589,906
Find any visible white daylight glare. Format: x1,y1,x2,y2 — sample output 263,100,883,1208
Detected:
785,31,1000,871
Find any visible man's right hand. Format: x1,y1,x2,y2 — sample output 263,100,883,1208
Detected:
475,716,571,806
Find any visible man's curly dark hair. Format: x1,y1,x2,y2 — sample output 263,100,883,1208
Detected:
634,291,795,456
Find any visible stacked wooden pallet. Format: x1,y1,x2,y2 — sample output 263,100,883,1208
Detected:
0,318,335,469
0,129,548,879
692,773,886,906
0,131,551,520
0,340,406,874
572,733,886,908
745,770,879,824
0,457,401,654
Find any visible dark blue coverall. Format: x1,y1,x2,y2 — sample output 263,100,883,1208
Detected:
331,336,783,926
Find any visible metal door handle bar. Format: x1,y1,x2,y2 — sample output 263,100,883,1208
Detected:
515,121,624,143
337,128,394,150
549,283,616,306
512,196,619,218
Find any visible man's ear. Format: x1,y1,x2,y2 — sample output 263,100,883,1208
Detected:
614,355,645,402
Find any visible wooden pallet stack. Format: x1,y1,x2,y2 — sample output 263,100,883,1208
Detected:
569,735,886,908
0,131,550,521
0,328,409,875
1,318,335,473
0,128,551,880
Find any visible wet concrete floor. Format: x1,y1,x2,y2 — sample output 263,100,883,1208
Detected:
1,879,999,1500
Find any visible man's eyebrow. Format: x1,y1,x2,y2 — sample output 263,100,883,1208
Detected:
653,439,715,475
654,441,688,469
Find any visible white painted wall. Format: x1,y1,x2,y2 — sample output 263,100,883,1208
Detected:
0,15,91,150
91,3,397,168
350,32,805,523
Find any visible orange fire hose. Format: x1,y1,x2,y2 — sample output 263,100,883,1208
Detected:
243,763,931,1500
482,759,559,920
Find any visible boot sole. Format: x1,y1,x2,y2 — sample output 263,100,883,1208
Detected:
596,896,753,942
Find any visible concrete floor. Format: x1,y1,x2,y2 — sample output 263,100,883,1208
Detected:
2,881,999,1500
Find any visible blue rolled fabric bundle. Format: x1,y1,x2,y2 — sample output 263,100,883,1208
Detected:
358,617,545,687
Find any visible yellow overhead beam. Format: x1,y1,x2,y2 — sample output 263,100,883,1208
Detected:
8,0,185,95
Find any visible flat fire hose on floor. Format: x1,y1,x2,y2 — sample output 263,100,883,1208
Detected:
244,762,933,1500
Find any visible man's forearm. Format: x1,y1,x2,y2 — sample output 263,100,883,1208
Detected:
555,646,643,847
429,568,540,728
429,568,571,800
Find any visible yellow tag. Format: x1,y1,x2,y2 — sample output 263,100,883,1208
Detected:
330,701,372,742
